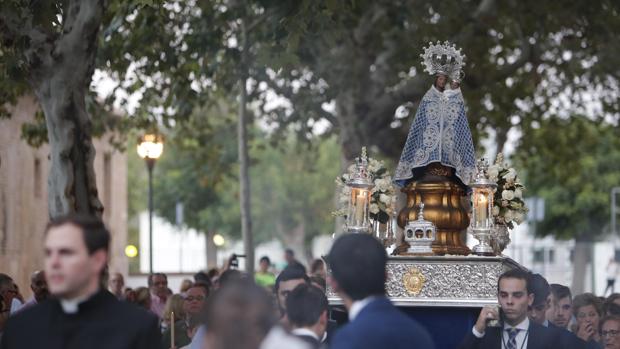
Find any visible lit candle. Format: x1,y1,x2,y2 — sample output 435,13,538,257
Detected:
476,193,488,227
171,311,175,348
355,190,367,224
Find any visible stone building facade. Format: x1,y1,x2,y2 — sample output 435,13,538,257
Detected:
0,96,128,295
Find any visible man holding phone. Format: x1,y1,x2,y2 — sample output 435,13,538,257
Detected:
459,269,561,349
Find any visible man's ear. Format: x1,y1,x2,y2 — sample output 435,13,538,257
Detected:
527,293,534,307
91,250,108,275
320,309,328,325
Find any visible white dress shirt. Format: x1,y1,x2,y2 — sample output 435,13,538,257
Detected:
291,328,320,341
472,317,530,349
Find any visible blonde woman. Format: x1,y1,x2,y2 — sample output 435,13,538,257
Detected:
162,294,190,348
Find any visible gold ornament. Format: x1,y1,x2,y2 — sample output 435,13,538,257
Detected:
402,267,426,296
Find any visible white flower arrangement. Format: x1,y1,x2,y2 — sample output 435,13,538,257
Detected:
333,154,397,224
488,154,528,229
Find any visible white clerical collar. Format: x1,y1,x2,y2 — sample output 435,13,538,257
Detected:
504,317,530,332
60,294,91,314
291,328,319,341
349,296,377,321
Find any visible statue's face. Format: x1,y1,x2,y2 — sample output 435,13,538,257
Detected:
435,75,448,89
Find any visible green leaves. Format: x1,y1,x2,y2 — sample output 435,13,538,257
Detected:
514,117,620,240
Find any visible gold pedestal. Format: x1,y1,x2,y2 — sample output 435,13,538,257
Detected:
397,164,470,255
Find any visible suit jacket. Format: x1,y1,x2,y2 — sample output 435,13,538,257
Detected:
458,321,562,349
0,289,161,349
329,297,435,349
294,334,322,349
546,322,587,349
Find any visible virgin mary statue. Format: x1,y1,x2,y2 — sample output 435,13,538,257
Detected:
394,41,476,188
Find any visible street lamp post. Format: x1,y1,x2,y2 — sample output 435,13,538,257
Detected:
137,134,164,274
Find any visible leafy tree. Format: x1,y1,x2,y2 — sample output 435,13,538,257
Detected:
513,117,620,292
0,0,111,217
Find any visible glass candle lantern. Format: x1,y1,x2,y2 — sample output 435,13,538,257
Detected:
346,148,374,233
468,159,497,255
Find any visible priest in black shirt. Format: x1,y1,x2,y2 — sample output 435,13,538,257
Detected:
1,214,161,349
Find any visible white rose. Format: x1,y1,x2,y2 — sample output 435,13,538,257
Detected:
504,210,514,222
487,165,500,181
375,178,391,192
514,212,525,224
502,190,515,201
514,188,522,199
369,203,380,214
380,194,391,205
492,206,500,216
503,168,517,182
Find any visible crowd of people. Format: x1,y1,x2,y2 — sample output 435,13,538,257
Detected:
0,214,620,349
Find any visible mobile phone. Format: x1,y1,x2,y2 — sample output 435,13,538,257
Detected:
487,306,504,328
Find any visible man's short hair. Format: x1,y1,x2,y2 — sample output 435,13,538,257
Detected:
285,283,328,328
194,271,212,289
528,273,550,306
45,214,110,254
147,273,168,287
274,266,309,293
605,294,620,316
205,280,276,348
497,268,530,293
285,248,294,256
327,234,386,301
218,269,245,288
189,281,210,297
259,256,271,264
0,273,13,292
550,283,572,301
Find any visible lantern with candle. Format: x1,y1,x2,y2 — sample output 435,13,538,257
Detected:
468,159,496,255
345,148,375,233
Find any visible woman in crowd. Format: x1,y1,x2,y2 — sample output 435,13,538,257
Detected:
573,293,603,348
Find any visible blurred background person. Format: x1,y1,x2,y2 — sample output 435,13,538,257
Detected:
203,279,307,349
274,267,309,329
310,259,326,279
149,273,169,319
255,256,276,289
161,294,188,349
286,283,328,349
284,249,306,273
606,258,619,296
134,286,152,311
179,279,193,295
19,270,49,311
108,272,125,300
605,294,620,317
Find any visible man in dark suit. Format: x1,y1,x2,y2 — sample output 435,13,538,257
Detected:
1,214,161,349
286,283,328,349
459,269,562,349
327,234,435,349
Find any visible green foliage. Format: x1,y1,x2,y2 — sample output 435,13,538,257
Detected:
513,117,620,240
148,98,340,246
250,135,340,245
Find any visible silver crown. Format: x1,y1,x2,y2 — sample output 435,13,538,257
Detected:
420,41,466,81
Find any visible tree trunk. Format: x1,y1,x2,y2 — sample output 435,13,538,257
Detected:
237,18,254,273
27,0,105,218
571,235,591,294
